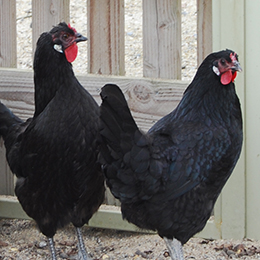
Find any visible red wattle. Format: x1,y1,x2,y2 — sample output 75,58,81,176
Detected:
220,70,233,85
65,43,78,63
232,71,237,82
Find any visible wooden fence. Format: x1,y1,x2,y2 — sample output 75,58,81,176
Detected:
1,0,258,241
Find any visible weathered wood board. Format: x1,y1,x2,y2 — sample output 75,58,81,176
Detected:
0,68,188,131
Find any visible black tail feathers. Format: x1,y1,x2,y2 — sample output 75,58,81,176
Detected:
0,102,23,139
100,84,153,203
100,84,138,159
100,84,137,129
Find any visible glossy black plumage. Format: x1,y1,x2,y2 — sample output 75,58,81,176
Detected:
0,23,104,240
100,50,243,246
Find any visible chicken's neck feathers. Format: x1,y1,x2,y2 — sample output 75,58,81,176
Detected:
33,35,77,117
149,73,241,135
174,75,238,125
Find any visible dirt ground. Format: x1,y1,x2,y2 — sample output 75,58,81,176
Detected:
0,219,260,260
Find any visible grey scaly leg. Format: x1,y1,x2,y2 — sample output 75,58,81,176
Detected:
76,227,92,260
47,237,57,260
164,237,184,260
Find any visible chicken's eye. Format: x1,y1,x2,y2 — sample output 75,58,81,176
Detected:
63,33,69,40
220,59,226,65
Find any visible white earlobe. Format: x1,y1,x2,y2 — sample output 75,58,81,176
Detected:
213,66,220,76
54,44,63,53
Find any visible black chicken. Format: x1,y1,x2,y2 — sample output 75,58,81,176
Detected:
0,23,104,260
99,49,243,260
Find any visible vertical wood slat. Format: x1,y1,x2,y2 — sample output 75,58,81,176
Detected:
0,0,16,68
212,0,245,240
197,0,212,65
0,141,14,196
143,0,181,80
240,0,260,240
87,0,125,76
0,0,16,196
32,0,70,54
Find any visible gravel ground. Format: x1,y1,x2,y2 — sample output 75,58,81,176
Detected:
0,219,260,260
1,219,260,260
2,1,260,260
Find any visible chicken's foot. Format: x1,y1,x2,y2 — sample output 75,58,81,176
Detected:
47,237,57,260
76,227,92,260
164,237,184,260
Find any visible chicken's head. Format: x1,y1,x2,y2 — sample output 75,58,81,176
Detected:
212,50,242,85
50,22,87,63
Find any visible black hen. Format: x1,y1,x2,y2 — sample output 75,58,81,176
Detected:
99,49,243,260
0,22,104,260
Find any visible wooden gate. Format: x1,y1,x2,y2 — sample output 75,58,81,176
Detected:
0,0,251,240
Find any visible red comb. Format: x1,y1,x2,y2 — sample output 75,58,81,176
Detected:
68,23,77,33
230,52,237,63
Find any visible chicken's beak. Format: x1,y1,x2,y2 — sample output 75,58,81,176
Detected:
232,60,242,72
75,33,88,43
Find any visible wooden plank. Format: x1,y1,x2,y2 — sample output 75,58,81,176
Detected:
0,196,142,232
103,184,121,206
143,0,181,79
0,0,16,67
87,0,125,75
89,205,142,232
0,68,34,120
212,0,245,240
0,196,29,219
197,0,212,65
0,68,188,131
32,0,70,54
0,142,14,195
0,196,220,238
243,0,260,240
196,216,221,240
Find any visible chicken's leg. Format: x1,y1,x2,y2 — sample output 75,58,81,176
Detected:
47,237,57,260
164,237,184,260
76,227,92,260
